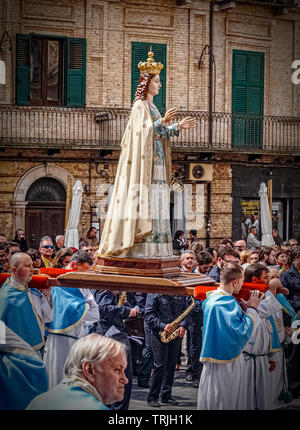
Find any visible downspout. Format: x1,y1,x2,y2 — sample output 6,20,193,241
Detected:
206,0,215,247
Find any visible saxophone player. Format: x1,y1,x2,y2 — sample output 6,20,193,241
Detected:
144,293,192,407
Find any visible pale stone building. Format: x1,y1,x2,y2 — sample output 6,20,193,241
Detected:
0,0,299,249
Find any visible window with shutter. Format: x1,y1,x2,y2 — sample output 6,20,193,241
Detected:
232,50,264,148
16,35,86,107
66,38,86,107
16,34,30,105
131,42,166,114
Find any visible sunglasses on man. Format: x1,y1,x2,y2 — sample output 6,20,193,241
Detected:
42,245,53,249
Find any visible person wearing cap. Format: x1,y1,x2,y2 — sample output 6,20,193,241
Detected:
246,225,262,250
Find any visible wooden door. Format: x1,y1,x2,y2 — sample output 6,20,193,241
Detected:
26,203,65,249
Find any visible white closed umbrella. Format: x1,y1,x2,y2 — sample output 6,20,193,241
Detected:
259,182,275,246
65,180,83,249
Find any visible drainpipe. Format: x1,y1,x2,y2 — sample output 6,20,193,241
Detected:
206,0,215,248
208,0,215,146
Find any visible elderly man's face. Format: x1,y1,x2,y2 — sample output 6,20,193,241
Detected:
182,253,195,271
92,352,128,405
12,254,34,286
56,237,65,248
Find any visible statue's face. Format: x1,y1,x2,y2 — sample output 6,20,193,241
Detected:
148,74,161,97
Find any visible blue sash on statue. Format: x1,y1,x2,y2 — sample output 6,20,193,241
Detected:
45,287,87,334
200,291,255,363
0,278,44,350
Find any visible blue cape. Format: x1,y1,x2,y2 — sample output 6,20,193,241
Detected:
45,287,87,334
27,378,109,410
0,325,48,410
200,291,255,363
0,278,44,350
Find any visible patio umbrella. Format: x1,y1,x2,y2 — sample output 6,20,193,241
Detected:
259,182,275,246
65,180,83,249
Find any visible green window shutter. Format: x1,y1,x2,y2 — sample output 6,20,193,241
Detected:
232,50,264,148
66,38,86,107
131,42,166,114
16,34,30,105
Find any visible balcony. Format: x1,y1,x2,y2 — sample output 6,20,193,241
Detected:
0,105,299,154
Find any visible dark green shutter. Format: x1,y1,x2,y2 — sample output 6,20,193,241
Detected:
131,42,166,114
232,50,264,148
16,34,30,105
66,38,86,107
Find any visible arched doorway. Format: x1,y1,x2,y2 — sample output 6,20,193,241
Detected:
25,177,66,249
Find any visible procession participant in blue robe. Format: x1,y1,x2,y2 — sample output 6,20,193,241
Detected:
197,262,263,410
44,251,99,388
0,253,52,357
27,334,127,410
242,264,283,410
0,323,48,410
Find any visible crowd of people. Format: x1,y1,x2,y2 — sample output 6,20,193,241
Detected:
0,226,299,411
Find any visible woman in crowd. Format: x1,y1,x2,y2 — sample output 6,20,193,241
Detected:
26,248,42,269
52,247,75,269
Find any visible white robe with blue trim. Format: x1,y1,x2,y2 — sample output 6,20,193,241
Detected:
197,288,261,410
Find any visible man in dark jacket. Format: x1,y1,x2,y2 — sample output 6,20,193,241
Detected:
13,229,28,252
144,294,192,407
281,246,300,312
208,245,240,282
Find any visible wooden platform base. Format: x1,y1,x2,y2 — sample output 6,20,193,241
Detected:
95,255,182,278
50,270,217,296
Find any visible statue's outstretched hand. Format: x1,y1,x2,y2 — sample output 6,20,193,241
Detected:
178,117,197,131
162,108,177,124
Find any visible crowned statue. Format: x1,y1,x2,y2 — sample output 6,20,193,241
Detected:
97,50,196,260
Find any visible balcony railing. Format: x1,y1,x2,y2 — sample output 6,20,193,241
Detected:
0,105,299,154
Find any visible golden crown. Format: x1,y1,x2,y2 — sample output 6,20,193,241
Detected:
138,49,164,75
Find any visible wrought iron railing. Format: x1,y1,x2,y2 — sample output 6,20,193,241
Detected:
0,105,299,154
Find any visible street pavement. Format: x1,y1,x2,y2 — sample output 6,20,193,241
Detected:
129,364,198,410
129,362,300,411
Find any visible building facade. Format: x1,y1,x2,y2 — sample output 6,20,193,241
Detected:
0,0,299,248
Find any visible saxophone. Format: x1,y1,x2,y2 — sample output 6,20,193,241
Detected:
118,291,127,306
159,297,195,343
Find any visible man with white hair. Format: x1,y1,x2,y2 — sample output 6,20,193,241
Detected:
27,334,128,410
0,252,53,357
53,235,65,257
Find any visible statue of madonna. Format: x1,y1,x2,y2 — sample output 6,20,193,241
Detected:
97,50,196,258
